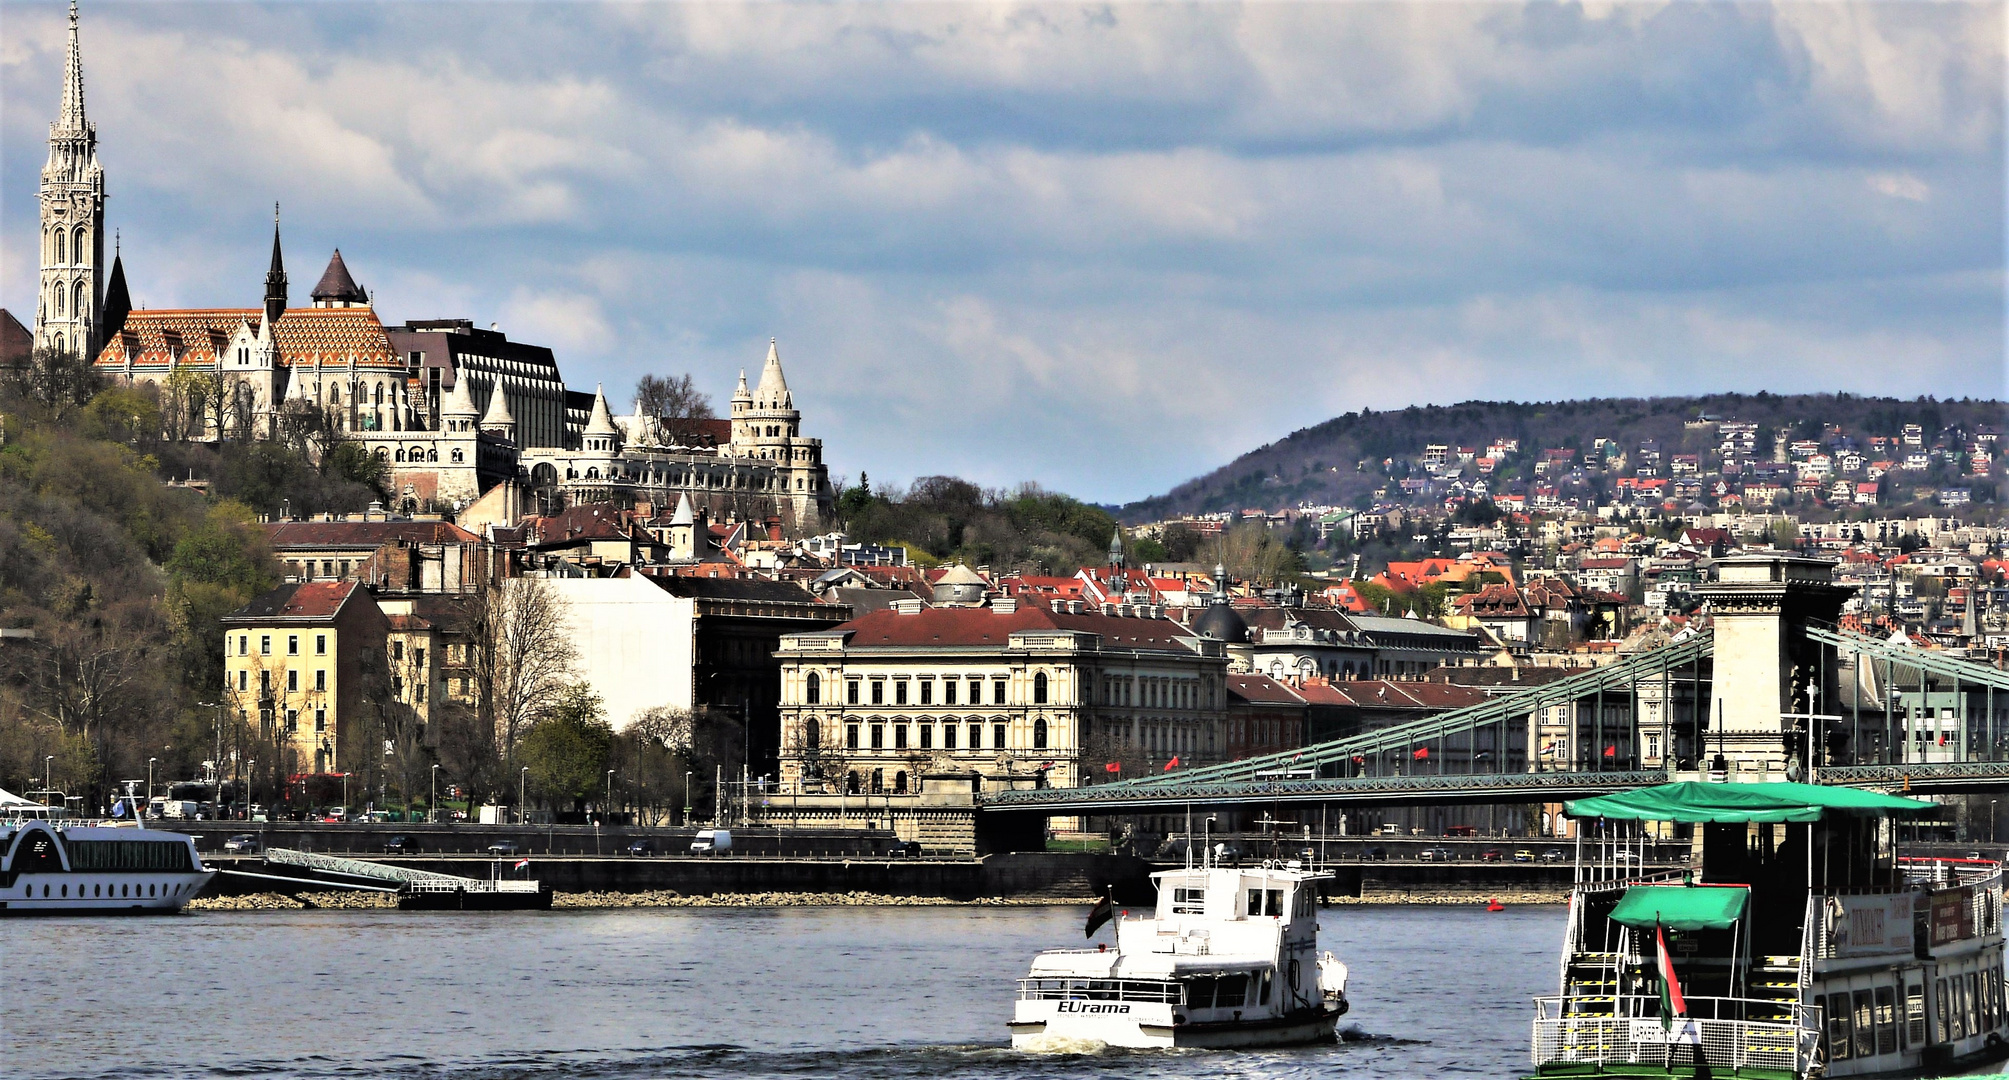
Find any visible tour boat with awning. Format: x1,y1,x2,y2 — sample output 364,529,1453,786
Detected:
1,817,213,914
1010,856,1348,1050
1529,780,2008,1079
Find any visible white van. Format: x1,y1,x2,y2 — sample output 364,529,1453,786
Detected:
691,829,732,855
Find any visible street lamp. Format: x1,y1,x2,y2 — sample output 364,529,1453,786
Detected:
44,756,54,804
520,767,529,819
430,764,440,824
606,769,616,816
684,769,692,826
148,757,158,804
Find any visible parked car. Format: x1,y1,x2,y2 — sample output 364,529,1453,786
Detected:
1418,846,1454,862
486,840,519,856
1377,823,1403,836
887,840,923,858
384,836,421,855
1361,846,1389,862
222,834,261,854
1512,849,1536,863
624,840,656,857
322,807,349,823
1480,848,1504,862
1539,848,1567,863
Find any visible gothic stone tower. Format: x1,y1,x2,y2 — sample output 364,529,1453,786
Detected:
37,1,107,359
729,339,830,530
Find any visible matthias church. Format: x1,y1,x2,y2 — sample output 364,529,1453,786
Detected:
22,3,833,531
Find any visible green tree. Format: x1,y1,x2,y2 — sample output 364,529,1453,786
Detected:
520,684,614,809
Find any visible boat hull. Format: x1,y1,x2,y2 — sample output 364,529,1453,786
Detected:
1012,1001,1344,1051
0,869,215,915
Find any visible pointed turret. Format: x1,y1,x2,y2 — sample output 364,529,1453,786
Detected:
311,248,365,306
1108,527,1125,570
56,1,88,135
35,0,105,358
479,378,516,441
583,383,620,453
441,368,479,428
754,338,792,408
263,204,288,327
101,245,130,339
670,492,696,526
731,369,752,412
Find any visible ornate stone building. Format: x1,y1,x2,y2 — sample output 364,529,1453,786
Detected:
35,2,110,358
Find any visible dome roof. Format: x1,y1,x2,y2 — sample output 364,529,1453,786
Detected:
1194,603,1249,643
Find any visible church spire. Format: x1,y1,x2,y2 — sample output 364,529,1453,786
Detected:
263,203,288,326
57,1,87,134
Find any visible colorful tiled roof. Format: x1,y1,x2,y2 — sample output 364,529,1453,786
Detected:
94,306,399,372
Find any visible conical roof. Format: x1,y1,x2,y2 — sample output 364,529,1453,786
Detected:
479,380,515,427
731,369,752,403
441,369,478,418
669,492,696,526
754,338,791,407
311,249,364,303
584,384,620,436
101,252,131,338
1194,602,1249,643
938,562,987,587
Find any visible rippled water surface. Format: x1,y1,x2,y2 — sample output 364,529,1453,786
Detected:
8,902,1993,1080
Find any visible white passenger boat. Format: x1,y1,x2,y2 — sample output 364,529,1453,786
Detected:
1,809,214,915
1010,857,1348,1050
1528,780,2009,1079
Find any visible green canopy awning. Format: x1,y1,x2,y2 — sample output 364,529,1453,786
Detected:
1609,884,1749,932
1565,781,1936,824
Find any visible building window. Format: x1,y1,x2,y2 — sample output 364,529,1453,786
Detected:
968,679,981,704
804,718,820,750
994,723,1008,749
944,680,957,705
259,670,271,691
1034,718,1048,750
288,635,299,656
968,723,982,750
845,724,860,750
285,710,298,734
314,709,326,733
943,724,957,750
239,635,249,656
237,671,247,692
805,673,821,705
316,634,327,655
993,679,1006,704
847,681,860,705
870,724,885,750
260,635,272,656
894,725,908,750
1034,672,1048,704
894,771,908,794
846,770,861,794
871,681,884,706
871,769,884,794
919,724,932,750
894,681,908,706
287,670,299,692
918,680,932,705
314,670,326,692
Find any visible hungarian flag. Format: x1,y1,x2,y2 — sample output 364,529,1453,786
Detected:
1413,746,1429,760
512,859,529,870
1352,755,1365,764
1291,750,1304,763
1084,890,1114,938
1164,756,1180,771
1656,922,1688,1030
1103,762,1122,773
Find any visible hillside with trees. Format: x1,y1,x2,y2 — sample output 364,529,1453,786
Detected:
1121,393,2006,521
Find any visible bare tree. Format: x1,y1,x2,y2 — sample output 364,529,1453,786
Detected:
467,578,577,772
5,345,101,420
634,373,716,444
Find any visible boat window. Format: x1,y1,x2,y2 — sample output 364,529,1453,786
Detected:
1935,979,1951,1043
1852,990,1874,1058
1905,982,1926,1047
1216,973,1250,1008
1172,887,1205,914
1259,970,1273,1005
1826,992,1852,1060
1247,889,1284,917
1967,973,1982,1038
1874,986,1897,1055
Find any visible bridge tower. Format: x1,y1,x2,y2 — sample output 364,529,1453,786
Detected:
1692,554,1853,778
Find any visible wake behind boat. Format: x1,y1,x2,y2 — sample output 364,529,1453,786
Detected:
1010,854,1347,1050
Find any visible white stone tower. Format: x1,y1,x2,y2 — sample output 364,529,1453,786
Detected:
36,1,107,359
730,339,829,529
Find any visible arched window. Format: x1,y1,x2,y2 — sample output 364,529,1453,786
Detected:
395,448,406,462
846,770,861,795
804,717,820,750
330,386,341,406
74,227,87,264
1033,672,1048,704
53,229,66,264
806,672,821,705
73,282,86,317
1033,718,1048,750
375,383,384,405
373,447,389,463
894,771,908,794
451,448,464,463
53,286,64,316
427,448,438,463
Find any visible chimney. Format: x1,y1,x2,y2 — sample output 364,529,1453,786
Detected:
891,598,925,615
991,596,1018,614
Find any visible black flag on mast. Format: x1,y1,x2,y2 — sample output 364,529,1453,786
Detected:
1084,888,1113,938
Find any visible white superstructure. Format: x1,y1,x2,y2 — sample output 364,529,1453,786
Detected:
1010,860,1348,1049
1,819,213,914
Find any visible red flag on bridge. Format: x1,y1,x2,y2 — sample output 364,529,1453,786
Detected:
1412,746,1430,760
1104,762,1122,773
1164,756,1180,771
1604,745,1617,757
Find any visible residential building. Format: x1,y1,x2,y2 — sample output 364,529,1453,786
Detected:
221,581,390,776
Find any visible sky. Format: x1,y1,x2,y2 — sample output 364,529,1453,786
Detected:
2,1,2003,505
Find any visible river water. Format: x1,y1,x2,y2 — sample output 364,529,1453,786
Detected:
5,904,2001,1080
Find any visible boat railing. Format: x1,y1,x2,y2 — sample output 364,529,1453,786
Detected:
1017,977,1182,1004
1532,995,1821,1075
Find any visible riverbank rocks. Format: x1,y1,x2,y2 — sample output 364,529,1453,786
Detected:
191,887,1569,911
192,891,398,911
549,890,1096,909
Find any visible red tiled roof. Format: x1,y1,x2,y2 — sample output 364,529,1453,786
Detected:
266,520,479,549
94,307,400,373
836,605,1199,651
1227,673,1305,705
225,580,360,622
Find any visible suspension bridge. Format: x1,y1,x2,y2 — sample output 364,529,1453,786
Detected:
985,555,2009,818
